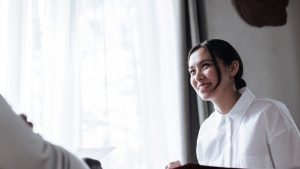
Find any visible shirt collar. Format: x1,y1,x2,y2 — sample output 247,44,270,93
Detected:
212,87,255,127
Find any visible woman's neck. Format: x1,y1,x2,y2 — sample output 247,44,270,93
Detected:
212,88,241,114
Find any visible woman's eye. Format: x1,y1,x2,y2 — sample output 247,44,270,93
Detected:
189,69,195,75
202,63,210,69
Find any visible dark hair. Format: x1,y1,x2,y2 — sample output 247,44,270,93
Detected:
188,39,246,90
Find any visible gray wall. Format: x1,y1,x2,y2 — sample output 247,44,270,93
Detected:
203,0,300,128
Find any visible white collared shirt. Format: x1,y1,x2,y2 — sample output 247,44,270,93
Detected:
196,88,300,169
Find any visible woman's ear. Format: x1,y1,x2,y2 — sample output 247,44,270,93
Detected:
229,60,240,77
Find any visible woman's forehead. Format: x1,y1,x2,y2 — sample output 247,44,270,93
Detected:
189,48,212,65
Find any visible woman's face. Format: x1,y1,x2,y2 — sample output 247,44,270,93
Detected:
188,48,233,102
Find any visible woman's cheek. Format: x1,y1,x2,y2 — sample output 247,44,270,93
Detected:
190,77,197,89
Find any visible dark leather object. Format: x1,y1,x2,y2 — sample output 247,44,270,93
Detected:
176,163,241,169
233,0,289,27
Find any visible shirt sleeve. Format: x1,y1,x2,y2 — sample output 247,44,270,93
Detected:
266,102,300,168
0,95,89,169
268,127,300,168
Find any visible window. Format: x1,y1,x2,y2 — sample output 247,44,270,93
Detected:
0,0,185,168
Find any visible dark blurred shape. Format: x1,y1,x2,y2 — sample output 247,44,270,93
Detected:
83,158,103,169
233,0,289,27
19,114,33,128
176,163,241,169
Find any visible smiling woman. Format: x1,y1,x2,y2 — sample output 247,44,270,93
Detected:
188,40,245,107
0,0,185,168
189,39,299,168
167,39,300,169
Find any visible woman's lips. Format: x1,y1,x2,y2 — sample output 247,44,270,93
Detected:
197,83,210,92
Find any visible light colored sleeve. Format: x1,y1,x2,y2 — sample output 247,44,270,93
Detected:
268,127,300,168
265,102,300,169
0,95,89,169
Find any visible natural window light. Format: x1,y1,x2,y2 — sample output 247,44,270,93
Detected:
0,0,185,168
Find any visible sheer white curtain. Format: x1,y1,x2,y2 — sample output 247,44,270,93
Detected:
0,0,186,168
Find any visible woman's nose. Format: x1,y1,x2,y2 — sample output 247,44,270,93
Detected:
195,70,204,81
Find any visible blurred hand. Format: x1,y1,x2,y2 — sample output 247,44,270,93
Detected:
165,160,181,169
19,114,33,129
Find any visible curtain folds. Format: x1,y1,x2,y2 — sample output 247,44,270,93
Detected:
178,0,212,163
0,0,187,168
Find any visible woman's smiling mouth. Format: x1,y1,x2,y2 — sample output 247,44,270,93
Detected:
197,83,211,92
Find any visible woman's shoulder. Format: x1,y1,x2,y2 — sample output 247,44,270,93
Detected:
250,97,297,133
251,96,288,113
249,96,293,121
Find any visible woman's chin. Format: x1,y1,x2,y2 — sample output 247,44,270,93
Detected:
198,92,212,101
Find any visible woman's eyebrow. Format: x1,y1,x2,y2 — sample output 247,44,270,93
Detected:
199,59,213,64
188,59,212,69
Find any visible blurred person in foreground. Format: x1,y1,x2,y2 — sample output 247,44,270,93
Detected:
0,94,101,169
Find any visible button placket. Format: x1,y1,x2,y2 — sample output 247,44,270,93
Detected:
224,116,232,167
